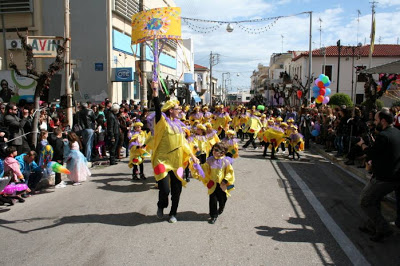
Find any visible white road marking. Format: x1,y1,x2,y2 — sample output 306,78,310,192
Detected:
276,161,370,266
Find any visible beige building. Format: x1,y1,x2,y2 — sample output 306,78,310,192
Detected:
0,0,189,105
290,44,400,104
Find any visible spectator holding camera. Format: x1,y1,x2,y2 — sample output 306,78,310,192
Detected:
357,108,400,242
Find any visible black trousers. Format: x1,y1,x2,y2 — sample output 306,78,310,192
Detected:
209,183,227,218
157,171,182,216
218,129,226,140
55,173,61,185
26,171,43,190
132,163,144,174
243,133,257,148
109,137,119,164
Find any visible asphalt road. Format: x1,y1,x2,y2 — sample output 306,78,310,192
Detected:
0,145,399,265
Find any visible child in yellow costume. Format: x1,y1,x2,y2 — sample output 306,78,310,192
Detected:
202,106,212,124
212,105,232,139
191,142,235,224
221,129,239,159
242,109,262,150
150,82,199,223
205,122,220,155
263,126,285,160
289,128,304,160
189,106,203,125
128,122,151,180
189,124,210,164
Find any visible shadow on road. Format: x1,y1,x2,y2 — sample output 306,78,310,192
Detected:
0,211,209,234
90,177,155,193
255,225,320,243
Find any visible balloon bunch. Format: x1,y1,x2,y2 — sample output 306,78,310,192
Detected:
312,74,331,104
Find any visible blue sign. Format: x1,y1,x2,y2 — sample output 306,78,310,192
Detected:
95,63,103,71
115,67,133,82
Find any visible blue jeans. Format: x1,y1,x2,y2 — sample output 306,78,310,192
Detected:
82,129,94,162
334,135,343,155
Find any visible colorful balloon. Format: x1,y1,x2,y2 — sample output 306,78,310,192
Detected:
322,76,329,84
317,81,325,88
319,88,326,96
316,95,324,102
325,88,331,96
48,161,71,174
311,129,320,137
323,96,330,104
297,90,302,99
314,78,321,86
324,81,331,87
319,74,325,80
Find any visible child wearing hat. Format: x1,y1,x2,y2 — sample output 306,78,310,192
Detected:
191,142,235,224
221,130,239,159
128,121,151,180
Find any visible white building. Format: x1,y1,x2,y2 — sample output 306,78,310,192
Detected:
290,44,400,104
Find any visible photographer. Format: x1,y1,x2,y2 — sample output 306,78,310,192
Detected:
357,108,400,242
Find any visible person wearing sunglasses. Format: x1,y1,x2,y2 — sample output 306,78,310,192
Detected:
150,81,199,223
5,103,29,154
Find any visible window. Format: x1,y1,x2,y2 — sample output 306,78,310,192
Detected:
0,0,32,14
246,96,251,100
356,66,368,82
321,65,333,81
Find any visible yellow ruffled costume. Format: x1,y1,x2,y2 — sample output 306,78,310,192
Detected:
191,156,235,196
151,103,192,186
128,131,151,168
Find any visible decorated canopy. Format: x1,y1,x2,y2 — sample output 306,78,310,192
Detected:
131,7,182,44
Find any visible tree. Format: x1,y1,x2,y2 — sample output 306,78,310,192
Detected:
9,31,66,148
292,74,313,106
329,93,353,107
363,74,397,112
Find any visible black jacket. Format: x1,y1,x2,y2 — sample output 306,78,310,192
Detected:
366,126,400,182
49,134,64,161
78,108,96,130
107,112,120,140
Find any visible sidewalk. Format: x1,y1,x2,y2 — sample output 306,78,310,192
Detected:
310,143,371,183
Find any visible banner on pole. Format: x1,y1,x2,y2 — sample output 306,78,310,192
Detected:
131,7,181,44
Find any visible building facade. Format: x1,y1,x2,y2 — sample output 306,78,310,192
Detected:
0,0,189,104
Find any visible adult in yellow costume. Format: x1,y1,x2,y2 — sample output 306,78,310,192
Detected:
150,82,199,223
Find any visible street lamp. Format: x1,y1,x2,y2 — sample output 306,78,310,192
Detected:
345,43,362,102
337,39,342,93
226,23,234,33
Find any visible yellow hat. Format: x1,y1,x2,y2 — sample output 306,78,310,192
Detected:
254,111,261,116
202,106,209,111
134,121,143,127
194,106,200,110
280,122,288,127
267,119,275,124
184,105,190,112
204,122,212,129
261,114,266,118
226,129,235,135
183,127,191,137
196,124,206,131
276,116,283,122
162,99,180,112
287,118,294,123
252,105,256,110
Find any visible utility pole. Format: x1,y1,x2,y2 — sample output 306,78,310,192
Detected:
336,39,341,93
139,0,148,106
209,51,219,106
64,0,72,127
357,10,361,45
318,18,322,48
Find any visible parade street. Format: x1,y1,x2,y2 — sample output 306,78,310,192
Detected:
0,147,399,266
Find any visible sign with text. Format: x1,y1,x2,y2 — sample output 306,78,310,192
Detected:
112,68,133,82
26,36,64,58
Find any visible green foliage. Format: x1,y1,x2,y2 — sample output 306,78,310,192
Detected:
329,93,353,108
361,99,384,111
392,100,400,107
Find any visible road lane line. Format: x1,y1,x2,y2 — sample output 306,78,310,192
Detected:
276,161,370,266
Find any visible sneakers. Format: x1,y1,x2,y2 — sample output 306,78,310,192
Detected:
208,217,217,224
140,173,147,180
55,183,67,188
72,182,82,186
157,208,164,219
168,215,177,223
